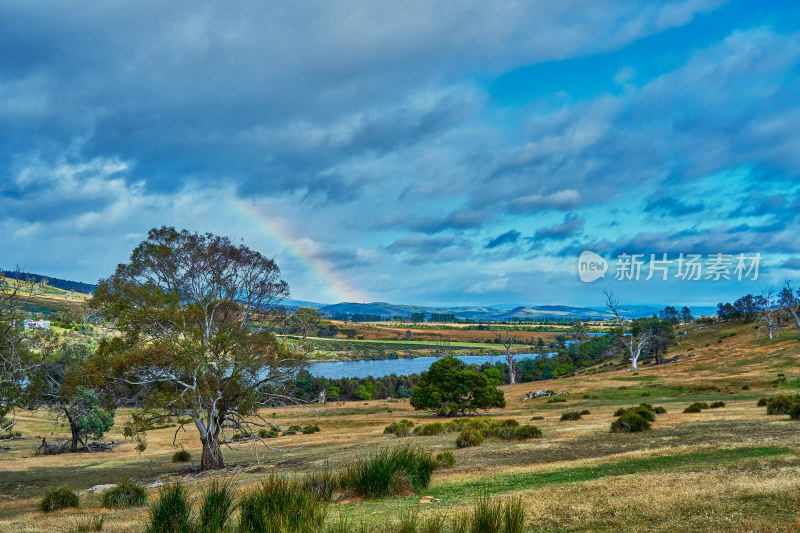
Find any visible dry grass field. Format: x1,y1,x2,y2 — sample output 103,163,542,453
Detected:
2,320,800,532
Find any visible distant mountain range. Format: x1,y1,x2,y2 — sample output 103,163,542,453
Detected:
4,271,715,320
280,298,717,320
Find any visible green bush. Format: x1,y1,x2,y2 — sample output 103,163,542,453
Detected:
580,409,591,415
197,479,236,533
302,424,321,434
384,419,415,437
765,395,800,415
683,402,710,413
757,397,768,407
468,494,525,533
39,486,80,513
302,468,340,501
653,406,667,414
455,428,484,449
513,425,542,440
560,411,583,421
342,445,438,499
145,484,191,533
546,397,567,403
101,479,147,508
529,416,544,421
610,411,651,433
414,422,446,436
239,476,326,532
435,451,456,468
789,403,800,420
710,401,726,409
171,449,192,463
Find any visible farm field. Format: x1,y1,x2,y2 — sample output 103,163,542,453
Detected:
2,321,800,532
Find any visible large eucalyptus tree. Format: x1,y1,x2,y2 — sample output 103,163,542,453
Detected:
92,227,302,469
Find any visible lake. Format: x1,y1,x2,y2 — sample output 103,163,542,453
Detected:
307,352,553,379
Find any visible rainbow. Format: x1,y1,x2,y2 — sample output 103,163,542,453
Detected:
228,197,366,304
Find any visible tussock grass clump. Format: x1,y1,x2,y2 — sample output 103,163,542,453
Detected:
145,484,191,533
765,395,800,415
258,428,280,439
101,479,147,508
560,411,583,421
71,514,105,532
456,427,484,448
197,479,236,533
467,494,525,533
239,476,326,532
171,449,192,463
384,419,415,437
39,486,80,513
546,397,567,403
414,422,446,436
302,424,321,434
710,401,726,408
302,468,341,501
757,397,768,407
342,444,438,498
513,425,542,440
789,403,800,420
580,409,591,415
435,450,456,468
529,415,544,421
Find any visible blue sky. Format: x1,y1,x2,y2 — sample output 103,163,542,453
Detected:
2,0,799,308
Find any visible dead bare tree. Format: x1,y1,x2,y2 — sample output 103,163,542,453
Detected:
779,279,800,330
756,288,781,340
494,328,519,384
604,290,653,371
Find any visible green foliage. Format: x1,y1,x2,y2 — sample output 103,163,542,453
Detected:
410,356,505,416
789,403,800,420
610,411,652,433
145,484,192,533
342,444,438,499
39,486,80,512
580,409,591,415
239,476,326,532
468,494,525,533
456,427,484,448
197,479,236,533
384,419,415,437
302,424,321,434
765,395,800,415
302,468,341,501
413,422,446,436
171,449,192,463
529,416,544,421
560,411,582,421
757,397,768,407
710,401,726,408
546,397,567,403
354,382,374,400
683,402,710,413
101,479,147,508
513,425,543,440
72,388,115,442
435,451,456,468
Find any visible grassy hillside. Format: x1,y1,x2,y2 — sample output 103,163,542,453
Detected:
1,321,799,532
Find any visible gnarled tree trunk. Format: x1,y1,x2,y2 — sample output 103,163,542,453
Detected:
200,434,224,470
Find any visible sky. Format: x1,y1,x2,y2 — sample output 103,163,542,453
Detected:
2,0,800,308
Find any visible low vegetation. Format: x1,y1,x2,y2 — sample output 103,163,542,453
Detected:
38,486,80,513
101,479,147,508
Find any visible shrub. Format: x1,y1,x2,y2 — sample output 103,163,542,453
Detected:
742,385,750,390
790,403,800,420
513,425,542,440
384,419,415,437
302,424,321,434
414,422,446,436
710,401,726,409
683,402,710,413
239,476,326,532
286,424,304,435
560,411,582,421
653,406,667,414
610,411,651,433
342,445,438,498
580,409,591,415
435,451,456,468
258,428,280,439
765,395,800,415
171,449,192,463
39,486,79,513
145,484,191,533
468,494,525,533
546,397,567,403
101,479,147,508
455,428,484,449
529,416,544,421
757,398,768,407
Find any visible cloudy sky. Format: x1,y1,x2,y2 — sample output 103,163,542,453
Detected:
2,0,799,307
